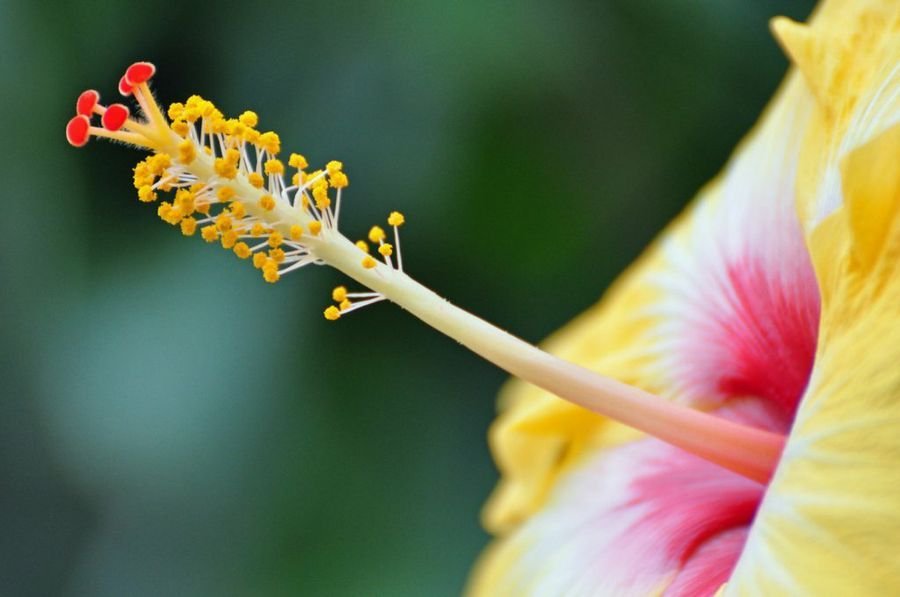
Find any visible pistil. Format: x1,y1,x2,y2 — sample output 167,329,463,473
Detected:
65,61,786,485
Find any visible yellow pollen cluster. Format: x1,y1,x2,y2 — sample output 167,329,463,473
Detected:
388,211,405,227
248,172,265,188
289,153,308,169
123,90,355,284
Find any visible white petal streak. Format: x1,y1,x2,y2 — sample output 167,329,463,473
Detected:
646,77,818,417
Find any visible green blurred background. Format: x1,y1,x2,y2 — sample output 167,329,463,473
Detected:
0,0,814,595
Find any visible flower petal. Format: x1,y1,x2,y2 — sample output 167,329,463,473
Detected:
476,19,825,597
729,3,900,593
481,70,818,537
471,404,768,596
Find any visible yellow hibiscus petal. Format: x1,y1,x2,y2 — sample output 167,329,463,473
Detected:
729,3,900,594
475,44,817,597
775,0,900,231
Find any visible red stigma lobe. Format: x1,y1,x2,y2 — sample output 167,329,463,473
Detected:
76,90,100,116
125,62,156,86
118,75,134,96
66,115,91,147
102,104,130,131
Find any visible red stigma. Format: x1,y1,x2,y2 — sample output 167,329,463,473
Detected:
66,115,91,147
125,62,156,86
102,104,130,131
118,75,134,96
76,90,100,116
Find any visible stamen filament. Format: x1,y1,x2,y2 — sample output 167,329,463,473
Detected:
314,234,785,484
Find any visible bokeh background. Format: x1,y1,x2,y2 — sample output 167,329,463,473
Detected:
1,0,815,595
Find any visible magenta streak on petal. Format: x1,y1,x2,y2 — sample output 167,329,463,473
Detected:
664,528,749,596
714,260,820,424
612,418,763,596
614,250,819,593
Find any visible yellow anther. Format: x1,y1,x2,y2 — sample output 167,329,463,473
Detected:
251,222,267,236
184,107,202,123
356,240,370,253
201,225,219,243
378,243,393,257
172,120,190,138
289,153,308,169
308,221,322,235
156,201,181,226
230,201,246,219
268,232,284,248
337,299,351,312
368,226,386,243
313,185,331,209
259,194,276,211
215,213,233,232
174,204,192,220
167,102,185,120
195,201,211,215
262,259,280,283
259,131,281,155
177,139,196,164
233,242,251,259
362,255,377,269
133,161,154,189
149,153,171,174
180,217,198,236
213,158,237,178
138,185,157,203
239,110,258,128
269,248,285,263
214,149,240,179
300,194,310,211
332,286,348,302
264,159,285,176
290,224,303,240
216,186,237,203
387,211,405,227
326,160,343,174
329,171,349,189
291,172,300,186
324,305,341,321
247,172,265,188
224,119,244,138
253,252,267,269
221,229,238,249
207,115,224,132
201,101,219,119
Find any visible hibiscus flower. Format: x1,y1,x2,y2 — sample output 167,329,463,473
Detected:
65,0,898,594
469,1,900,594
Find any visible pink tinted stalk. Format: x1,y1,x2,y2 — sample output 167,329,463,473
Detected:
316,234,786,484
